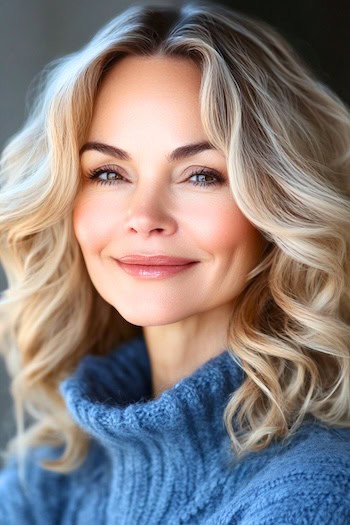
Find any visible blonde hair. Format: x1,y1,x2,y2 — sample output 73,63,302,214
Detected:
1,0,350,478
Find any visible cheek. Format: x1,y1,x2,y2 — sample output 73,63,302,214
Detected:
72,194,116,254
191,197,255,253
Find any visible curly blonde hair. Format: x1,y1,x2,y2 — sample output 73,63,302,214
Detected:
1,0,350,478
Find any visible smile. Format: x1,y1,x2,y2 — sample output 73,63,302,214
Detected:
115,260,199,279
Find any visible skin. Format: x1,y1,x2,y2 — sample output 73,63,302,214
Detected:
74,55,266,398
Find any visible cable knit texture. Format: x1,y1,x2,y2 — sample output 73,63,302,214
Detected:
1,334,350,524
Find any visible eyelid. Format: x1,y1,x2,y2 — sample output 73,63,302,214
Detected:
83,163,224,177
85,164,227,192
83,162,126,175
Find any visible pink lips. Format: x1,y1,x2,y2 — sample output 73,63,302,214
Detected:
115,254,199,279
118,255,196,265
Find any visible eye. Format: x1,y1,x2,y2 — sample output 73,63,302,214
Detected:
85,165,226,189
86,165,125,186
187,168,225,188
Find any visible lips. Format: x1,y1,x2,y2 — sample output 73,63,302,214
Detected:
117,255,197,265
115,254,199,280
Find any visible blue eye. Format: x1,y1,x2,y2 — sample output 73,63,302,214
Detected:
86,165,225,188
86,167,123,185
187,168,224,187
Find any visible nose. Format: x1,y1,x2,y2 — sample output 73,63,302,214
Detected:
124,184,177,238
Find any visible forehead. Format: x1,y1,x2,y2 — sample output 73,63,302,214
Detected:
99,54,202,93
88,55,205,141
93,56,201,114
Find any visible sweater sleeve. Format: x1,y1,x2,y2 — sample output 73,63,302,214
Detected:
0,446,68,525
211,469,350,525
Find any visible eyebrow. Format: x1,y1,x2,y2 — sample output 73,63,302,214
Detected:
79,141,216,163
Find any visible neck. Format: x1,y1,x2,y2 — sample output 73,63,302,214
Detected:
142,303,232,398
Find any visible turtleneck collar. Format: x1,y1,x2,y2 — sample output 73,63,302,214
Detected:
58,335,245,452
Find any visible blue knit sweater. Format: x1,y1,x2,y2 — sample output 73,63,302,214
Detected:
1,334,350,524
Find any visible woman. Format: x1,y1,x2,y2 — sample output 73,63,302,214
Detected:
0,1,349,523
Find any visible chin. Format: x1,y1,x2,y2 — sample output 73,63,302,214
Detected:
113,306,186,328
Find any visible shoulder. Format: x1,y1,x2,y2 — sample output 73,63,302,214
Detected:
0,440,103,525
209,422,350,525
261,420,350,481
0,444,67,524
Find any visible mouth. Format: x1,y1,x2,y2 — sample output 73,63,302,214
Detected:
115,259,199,279
117,255,198,265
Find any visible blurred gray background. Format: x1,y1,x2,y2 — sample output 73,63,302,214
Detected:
0,0,349,464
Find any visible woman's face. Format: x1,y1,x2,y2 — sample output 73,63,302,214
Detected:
74,55,266,326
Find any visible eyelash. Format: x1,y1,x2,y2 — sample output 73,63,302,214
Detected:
86,165,225,188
